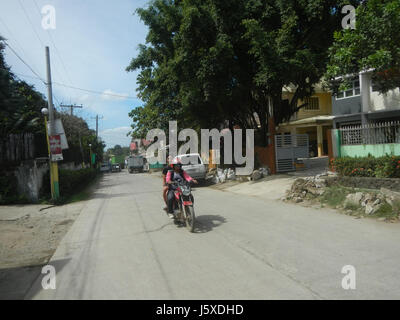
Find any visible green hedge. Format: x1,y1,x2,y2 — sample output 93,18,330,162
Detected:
0,173,28,204
331,155,400,178
42,168,97,199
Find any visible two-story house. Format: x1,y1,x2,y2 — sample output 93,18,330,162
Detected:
277,84,334,157
332,70,400,128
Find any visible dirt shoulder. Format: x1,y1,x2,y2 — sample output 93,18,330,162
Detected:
0,177,100,299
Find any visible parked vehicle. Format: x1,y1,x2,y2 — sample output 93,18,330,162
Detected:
111,155,126,169
128,155,144,173
170,180,196,232
100,162,111,173
173,153,206,181
111,164,121,172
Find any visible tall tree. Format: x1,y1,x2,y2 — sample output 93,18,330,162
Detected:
1,38,48,163
58,112,105,165
326,0,400,93
0,39,46,138
127,0,354,146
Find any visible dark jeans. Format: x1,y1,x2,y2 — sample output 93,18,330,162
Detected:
167,189,176,213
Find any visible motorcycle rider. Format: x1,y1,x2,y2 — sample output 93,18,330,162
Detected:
162,156,172,210
166,158,198,218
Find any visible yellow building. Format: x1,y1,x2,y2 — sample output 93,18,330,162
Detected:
278,85,333,157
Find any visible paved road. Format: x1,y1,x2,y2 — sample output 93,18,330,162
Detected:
27,171,400,299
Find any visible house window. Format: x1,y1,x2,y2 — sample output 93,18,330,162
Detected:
304,97,320,110
336,79,360,99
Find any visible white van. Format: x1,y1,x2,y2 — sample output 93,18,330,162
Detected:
174,153,207,181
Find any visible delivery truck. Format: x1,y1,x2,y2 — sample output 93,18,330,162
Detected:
128,155,144,173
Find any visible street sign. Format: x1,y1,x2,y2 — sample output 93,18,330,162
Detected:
49,135,63,161
47,119,69,150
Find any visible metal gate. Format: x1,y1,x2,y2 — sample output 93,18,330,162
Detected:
275,134,309,172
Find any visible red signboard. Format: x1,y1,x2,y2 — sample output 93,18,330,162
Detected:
130,142,137,151
49,135,63,161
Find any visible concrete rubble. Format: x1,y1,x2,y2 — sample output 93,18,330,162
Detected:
285,175,400,219
208,166,270,184
285,176,327,203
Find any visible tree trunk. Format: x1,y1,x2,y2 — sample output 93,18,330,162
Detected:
258,111,268,147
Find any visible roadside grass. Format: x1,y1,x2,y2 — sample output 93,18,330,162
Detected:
317,184,399,220
319,186,348,207
344,202,361,211
372,202,398,220
66,191,92,203
40,174,101,205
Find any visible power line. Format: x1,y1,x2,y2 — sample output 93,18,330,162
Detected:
4,42,46,83
0,65,62,108
18,0,45,48
60,104,83,116
0,15,35,71
32,0,75,97
52,82,138,100
0,15,45,82
4,69,137,100
18,0,67,100
17,0,68,97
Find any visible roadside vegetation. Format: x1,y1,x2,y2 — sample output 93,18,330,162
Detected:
286,177,400,222
331,155,400,178
127,0,400,148
0,39,106,205
41,168,99,205
321,186,399,221
0,175,29,205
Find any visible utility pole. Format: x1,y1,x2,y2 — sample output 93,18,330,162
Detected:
91,115,103,138
45,46,60,200
96,115,99,138
60,104,83,116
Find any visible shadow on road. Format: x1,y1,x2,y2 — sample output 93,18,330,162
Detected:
91,192,134,199
0,258,70,300
195,215,227,233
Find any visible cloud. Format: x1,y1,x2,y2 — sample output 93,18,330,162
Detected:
101,89,130,101
76,94,90,102
100,126,132,148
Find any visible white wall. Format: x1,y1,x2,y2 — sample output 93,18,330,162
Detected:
14,160,49,202
370,87,400,112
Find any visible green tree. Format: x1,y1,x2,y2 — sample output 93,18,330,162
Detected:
127,0,353,146
0,38,48,162
0,38,105,166
326,0,400,93
0,39,47,137
58,112,105,165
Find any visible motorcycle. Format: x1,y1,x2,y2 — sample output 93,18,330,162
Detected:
170,180,196,232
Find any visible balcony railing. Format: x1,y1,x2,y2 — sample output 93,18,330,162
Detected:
340,121,400,145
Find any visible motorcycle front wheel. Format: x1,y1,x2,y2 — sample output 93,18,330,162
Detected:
184,206,195,233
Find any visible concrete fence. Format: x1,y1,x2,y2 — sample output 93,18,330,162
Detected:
13,159,49,202
330,122,400,158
